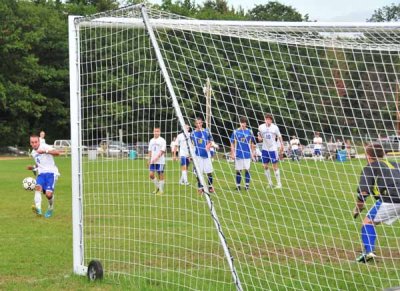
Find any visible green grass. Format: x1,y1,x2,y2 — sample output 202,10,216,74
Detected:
2,156,400,290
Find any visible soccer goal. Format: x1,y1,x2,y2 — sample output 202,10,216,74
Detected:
69,4,400,290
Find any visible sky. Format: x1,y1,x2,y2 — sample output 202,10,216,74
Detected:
151,0,398,22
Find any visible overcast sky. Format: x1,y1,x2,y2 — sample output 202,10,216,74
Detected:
151,0,398,22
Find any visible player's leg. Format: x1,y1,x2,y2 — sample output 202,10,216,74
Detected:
43,173,56,218
262,150,273,187
196,157,205,193
235,159,242,190
32,174,44,216
204,158,214,193
271,151,282,189
356,201,381,263
149,165,159,194
157,165,165,194
180,157,189,185
244,159,251,190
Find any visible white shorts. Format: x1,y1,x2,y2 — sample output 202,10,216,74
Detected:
194,156,213,174
374,202,400,225
235,159,251,171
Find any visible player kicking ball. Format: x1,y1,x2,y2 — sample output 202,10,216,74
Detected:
148,127,167,195
230,117,256,191
28,135,61,218
258,113,284,189
353,143,400,263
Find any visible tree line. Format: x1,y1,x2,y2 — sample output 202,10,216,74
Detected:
0,0,399,147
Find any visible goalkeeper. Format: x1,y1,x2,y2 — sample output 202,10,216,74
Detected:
353,143,400,263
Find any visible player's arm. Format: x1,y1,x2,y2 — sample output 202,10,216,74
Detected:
229,132,236,160
36,147,62,156
353,166,374,218
278,135,284,153
205,129,212,151
147,145,152,165
172,140,178,160
151,150,165,164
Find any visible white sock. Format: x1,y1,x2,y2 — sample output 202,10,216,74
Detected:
34,191,42,210
264,169,272,185
48,195,54,210
159,180,165,191
182,170,188,183
152,178,159,188
275,169,281,185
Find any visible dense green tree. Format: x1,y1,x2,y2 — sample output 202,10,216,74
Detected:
248,1,308,21
368,3,400,22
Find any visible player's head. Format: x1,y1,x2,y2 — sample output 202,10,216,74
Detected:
183,124,190,132
239,117,247,128
153,127,161,138
292,135,296,139
40,131,45,138
365,143,384,160
264,113,273,125
195,117,203,130
30,135,40,150
315,132,320,137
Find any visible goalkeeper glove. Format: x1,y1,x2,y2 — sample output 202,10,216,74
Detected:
352,206,365,219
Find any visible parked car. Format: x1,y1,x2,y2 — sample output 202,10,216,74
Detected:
97,140,129,157
302,143,327,158
135,142,149,157
377,135,400,153
54,139,87,154
1,146,29,156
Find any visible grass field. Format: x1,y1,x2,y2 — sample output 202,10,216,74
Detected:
2,155,400,290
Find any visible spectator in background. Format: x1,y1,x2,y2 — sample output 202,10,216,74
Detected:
40,131,46,145
346,139,352,159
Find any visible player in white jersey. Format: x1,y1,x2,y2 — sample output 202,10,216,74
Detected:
28,135,61,218
148,127,167,195
313,132,323,161
290,136,300,161
258,113,284,189
174,124,191,185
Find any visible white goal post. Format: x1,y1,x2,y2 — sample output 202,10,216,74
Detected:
70,4,400,290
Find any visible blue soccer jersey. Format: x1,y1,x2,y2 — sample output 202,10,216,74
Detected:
230,128,256,159
191,129,212,158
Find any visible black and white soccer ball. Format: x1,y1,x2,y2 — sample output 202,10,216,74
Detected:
23,177,36,191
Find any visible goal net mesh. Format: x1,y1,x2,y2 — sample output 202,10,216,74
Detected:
73,4,400,290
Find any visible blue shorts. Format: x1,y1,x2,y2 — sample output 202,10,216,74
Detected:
367,200,382,221
149,164,165,173
314,149,321,156
180,157,190,167
36,173,56,193
262,150,278,164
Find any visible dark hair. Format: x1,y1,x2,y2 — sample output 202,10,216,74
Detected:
264,113,273,121
365,143,384,159
195,117,203,121
239,117,247,123
30,134,39,139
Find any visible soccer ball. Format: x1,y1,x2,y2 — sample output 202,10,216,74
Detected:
23,177,36,191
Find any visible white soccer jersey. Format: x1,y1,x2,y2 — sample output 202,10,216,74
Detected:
31,144,59,175
258,123,281,151
290,139,299,150
176,132,190,157
313,137,323,150
149,137,167,164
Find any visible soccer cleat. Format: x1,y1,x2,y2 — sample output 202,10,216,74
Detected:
31,205,42,216
236,186,241,191
356,252,376,263
197,188,203,195
274,184,282,189
245,185,249,191
180,181,190,186
44,209,53,218
208,186,215,193
157,190,164,195
152,188,159,194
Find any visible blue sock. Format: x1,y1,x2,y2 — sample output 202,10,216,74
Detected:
245,171,250,185
361,224,376,253
207,174,213,186
236,171,241,185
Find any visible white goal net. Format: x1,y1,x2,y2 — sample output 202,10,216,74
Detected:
70,4,400,290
